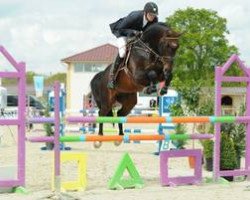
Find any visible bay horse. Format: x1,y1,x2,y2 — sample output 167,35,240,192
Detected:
90,22,181,147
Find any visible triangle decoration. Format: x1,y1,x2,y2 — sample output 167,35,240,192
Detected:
108,153,144,190
221,54,249,77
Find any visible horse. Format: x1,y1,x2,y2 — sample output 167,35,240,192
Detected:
90,22,181,148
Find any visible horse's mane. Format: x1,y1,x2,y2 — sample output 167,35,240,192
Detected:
142,22,170,42
144,22,170,33
156,22,169,28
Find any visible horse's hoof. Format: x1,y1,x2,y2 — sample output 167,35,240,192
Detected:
151,86,157,93
160,87,168,95
144,87,152,95
94,141,102,148
144,85,157,95
114,141,122,146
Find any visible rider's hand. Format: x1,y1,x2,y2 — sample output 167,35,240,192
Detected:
134,31,142,37
129,30,142,37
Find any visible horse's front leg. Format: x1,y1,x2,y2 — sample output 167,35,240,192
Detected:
160,71,173,95
118,123,123,136
144,70,157,94
94,110,103,148
99,123,103,136
98,110,105,137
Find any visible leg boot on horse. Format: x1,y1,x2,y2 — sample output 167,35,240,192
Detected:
144,70,158,94
160,71,173,95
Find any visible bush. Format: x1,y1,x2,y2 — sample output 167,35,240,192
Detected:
173,124,187,149
202,132,238,170
201,124,214,159
43,104,54,150
43,104,54,137
220,123,245,168
169,102,187,148
220,133,237,169
202,139,214,159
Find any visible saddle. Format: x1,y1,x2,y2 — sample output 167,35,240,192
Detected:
114,40,135,78
121,40,135,69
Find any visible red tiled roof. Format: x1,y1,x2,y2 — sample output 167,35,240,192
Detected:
61,43,118,63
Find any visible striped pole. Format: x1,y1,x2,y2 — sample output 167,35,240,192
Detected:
58,134,213,143
64,127,162,134
27,117,55,124
66,116,247,124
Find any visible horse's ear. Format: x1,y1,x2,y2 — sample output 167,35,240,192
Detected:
166,29,173,36
169,41,178,49
166,30,184,38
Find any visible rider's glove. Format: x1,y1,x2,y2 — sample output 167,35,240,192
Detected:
129,30,142,37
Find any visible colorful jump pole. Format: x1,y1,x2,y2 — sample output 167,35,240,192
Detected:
27,136,55,143
28,133,213,143
27,117,55,124
59,134,213,143
66,116,248,124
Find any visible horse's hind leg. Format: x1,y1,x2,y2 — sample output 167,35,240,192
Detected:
94,108,112,148
115,93,137,146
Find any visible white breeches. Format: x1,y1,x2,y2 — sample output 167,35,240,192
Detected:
117,37,127,58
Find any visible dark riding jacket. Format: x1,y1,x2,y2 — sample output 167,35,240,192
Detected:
110,10,158,38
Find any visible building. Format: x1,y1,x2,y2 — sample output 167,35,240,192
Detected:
201,86,246,116
221,87,246,115
61,44,117,111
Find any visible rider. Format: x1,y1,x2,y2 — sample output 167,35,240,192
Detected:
107,2,159,89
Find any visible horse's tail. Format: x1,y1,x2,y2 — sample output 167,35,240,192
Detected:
90,71,106,109
85,91,94,108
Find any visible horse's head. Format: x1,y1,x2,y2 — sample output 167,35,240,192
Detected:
141,22,181,73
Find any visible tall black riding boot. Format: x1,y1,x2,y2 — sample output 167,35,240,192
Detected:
107,56,122,89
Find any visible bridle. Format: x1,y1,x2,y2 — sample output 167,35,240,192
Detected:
132,36,179,65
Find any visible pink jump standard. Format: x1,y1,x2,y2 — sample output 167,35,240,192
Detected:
214,54,250,181
0,46,26,190
160,149,202,186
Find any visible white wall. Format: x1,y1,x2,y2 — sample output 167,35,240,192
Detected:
69,72,96,110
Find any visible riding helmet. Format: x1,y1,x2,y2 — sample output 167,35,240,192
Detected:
144,2,158,15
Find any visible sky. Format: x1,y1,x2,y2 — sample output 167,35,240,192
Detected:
0,0,249,74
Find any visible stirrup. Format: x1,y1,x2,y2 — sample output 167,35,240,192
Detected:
107,81,115,89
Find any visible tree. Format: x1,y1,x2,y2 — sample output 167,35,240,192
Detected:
171,77,201,115
2,71,37,85
45,73,66,86
166,7,238,86
2,71,66,87
26,71,37,85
